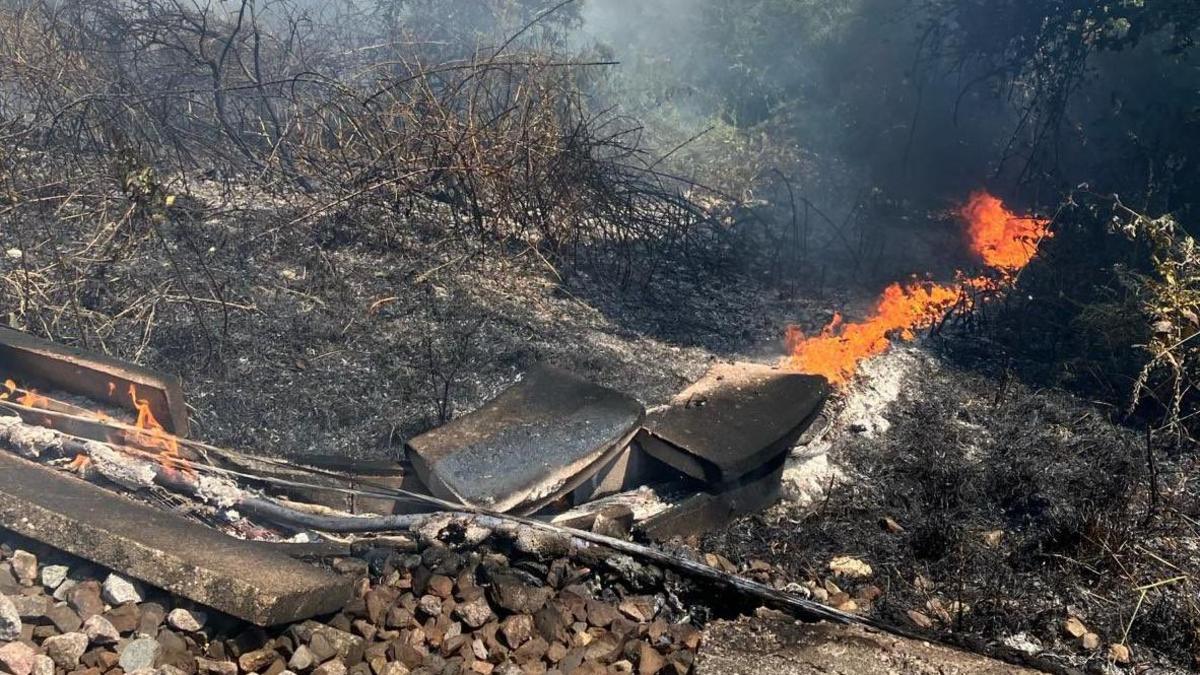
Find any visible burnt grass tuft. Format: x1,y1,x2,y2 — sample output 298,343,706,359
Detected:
705,359,1200,670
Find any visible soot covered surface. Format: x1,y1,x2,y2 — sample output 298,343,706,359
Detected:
406,364,644,513
641,363,829,484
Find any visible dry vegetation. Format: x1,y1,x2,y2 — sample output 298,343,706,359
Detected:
0,0,741,352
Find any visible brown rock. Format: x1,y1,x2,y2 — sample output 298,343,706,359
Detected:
67,582,104,621
1080,633,1101,650
585,601,619,629
469,661,494,674
487,571,552,615
363,588,394,626
263,658,288,675
102,604,139,635
545,641,568,664
501,615,534,649
1062,616,1088,639
0,641,36,675
197,659,237,675
669,624,701,651
136,602,167,637
47,604,83,633
702,554,736,574
9,552,36,586
637,643,665,675
351,619,377,642
534,605,570,644
427,576,454,599
857,585,883,603
618,597,655,624
906,610,934,629
238,648,279,673
1108,643,1131,664
879,517,904,533
291,621,365,665
512,637,549,667
313,661,348,675
385,606,414,630
666,649,694,675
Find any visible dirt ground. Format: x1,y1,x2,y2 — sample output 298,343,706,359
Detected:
698,617,1041,674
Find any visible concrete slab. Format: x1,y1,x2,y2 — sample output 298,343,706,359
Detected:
407,364,644,513
0,451,352,625
639,363,829,485
636,454,785,541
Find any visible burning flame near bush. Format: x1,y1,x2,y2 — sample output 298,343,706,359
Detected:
787,191,1051,385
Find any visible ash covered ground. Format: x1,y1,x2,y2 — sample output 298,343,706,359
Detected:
0,180,828,461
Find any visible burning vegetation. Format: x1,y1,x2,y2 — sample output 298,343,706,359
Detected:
786,191,1052,385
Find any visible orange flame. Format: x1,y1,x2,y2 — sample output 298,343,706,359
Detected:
786,191,1050,385
125,384,184,472
787,281,963,385
4,379,50,408
962,190,1052,272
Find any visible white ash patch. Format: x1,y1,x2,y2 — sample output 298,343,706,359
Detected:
836,345,933,438
195,475,243,508
86,442,157,490
782,345,934,503
0,415,61,458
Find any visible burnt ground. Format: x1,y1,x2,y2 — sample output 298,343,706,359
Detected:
0,178,828,460
3,178,1195,672
703,346,1200,673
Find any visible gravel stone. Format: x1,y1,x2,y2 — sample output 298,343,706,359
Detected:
0,641,35,675
312,661,347,675
416,595,442,617
39,566,68,591
453,596,493,629
43,631,89,669
119,637,162,672
83,614,120,645
166,608,206,632
46,603,82,633
30,655,53,675
500,615,533,649
287,645,314,672
51,579,76,602
9,552,36,586
0,594,21,640
7,595,48,620
67,581,104,619
238,648,279,673
102,574,144,605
